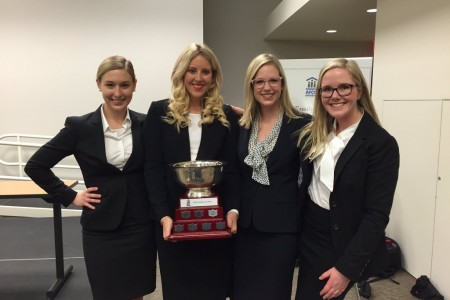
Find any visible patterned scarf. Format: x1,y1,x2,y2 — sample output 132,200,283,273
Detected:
244,112,283,185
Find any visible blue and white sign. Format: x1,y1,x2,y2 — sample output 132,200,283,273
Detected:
305,77,317,97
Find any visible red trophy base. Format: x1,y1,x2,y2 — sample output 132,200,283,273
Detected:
168,197,232,241
168,230,232,241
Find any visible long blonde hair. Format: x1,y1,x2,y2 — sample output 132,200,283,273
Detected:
164,43,229,131
298,58,380,160
239,53,300,129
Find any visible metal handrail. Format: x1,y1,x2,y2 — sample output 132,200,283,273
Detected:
0,133,84,185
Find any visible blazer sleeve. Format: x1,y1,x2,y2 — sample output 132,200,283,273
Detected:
24,118,78,207
143,101,171,221
335,132,400,281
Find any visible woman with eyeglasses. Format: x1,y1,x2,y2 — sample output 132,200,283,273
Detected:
232,53,311,300
295,58,399,299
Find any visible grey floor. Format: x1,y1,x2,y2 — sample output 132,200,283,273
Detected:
143,265,417,300
1,197,417,300
337,271,417,300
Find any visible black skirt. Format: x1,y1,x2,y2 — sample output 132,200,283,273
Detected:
82,219,156,300
295,199,352,300
155,225,232,300
233,226,298,300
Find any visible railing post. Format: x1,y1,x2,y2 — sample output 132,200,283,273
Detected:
17,135,24,177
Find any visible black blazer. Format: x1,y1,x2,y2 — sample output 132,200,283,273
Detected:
25,106,150,231
300,112,400,281
143,99,240,222
237,113,311,233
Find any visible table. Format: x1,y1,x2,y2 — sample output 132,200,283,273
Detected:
0,179,78,299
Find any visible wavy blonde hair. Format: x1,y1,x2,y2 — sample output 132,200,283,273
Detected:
239,53,300,129
164,43,229,130
298,58,380,161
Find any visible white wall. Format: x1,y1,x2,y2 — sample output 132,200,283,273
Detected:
372,0,450,109
204,0,282,107
0,0,203,176
372,0,450,296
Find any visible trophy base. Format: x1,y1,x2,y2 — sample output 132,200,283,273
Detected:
170,196,231,242
169,211,231,242
168,230,232,241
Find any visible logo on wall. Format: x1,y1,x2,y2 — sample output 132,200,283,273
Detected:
305,77,317,96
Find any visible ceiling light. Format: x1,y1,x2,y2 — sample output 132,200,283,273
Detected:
326,30,337,33
367,8,377,13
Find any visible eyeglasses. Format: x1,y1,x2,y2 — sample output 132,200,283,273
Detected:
250,77,282,89
318,83,358,98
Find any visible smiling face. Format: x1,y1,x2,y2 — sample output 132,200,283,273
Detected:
183,54,213,103
97,69,136,116
252,63,282,111
320,67,362,131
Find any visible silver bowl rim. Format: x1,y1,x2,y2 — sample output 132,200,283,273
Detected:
170,160,226,169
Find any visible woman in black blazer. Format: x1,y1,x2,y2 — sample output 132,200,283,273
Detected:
295,58,400,300
232,54,311,300
25,56,156,300
143,43,240,300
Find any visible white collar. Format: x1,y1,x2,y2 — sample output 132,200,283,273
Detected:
100,105,131,133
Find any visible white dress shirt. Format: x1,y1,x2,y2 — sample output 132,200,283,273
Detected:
188,113,202,161
101,105,133,170
309,117,362,209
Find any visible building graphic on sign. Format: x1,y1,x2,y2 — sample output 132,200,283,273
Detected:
305,77,317,96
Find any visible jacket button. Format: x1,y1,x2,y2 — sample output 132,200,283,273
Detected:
331,201,337,208
332,224,339,231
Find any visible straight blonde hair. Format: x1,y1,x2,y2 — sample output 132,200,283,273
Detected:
239,53,300,129
298,58,380,160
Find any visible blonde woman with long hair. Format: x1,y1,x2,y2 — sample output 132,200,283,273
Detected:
295,58,399,299
232,53,311,300
143,43,239,300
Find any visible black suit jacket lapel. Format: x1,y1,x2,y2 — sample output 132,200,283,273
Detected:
334,113,371,180
90,106,108,164
196,120,218,160
237,125,250,164
266,114,290,169
176,126,191,162
123,110,142,170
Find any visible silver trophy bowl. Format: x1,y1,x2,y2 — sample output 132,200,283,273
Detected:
171,160,224,198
